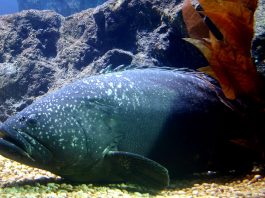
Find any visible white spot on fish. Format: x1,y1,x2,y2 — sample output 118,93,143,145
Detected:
115,73,122,78
117,82,122,88
108,82,114,88
107,89,113,96
82,79,91,85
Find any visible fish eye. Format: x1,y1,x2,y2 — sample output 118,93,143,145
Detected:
26,114,38,126
27,118,37,126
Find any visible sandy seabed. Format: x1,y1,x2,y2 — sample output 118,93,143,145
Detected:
0,155,265,198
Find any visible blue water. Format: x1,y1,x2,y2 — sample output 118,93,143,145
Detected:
0,0,18,15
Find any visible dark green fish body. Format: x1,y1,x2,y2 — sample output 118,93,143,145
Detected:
0,68,255,188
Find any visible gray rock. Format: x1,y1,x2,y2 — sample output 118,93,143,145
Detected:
17,0,108,16
255,0,265,37
253,0,265,71
0,0,207,121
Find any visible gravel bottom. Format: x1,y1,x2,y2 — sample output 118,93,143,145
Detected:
0,155,265,198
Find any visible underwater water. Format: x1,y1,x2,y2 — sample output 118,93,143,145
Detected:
0,0,108,16
0,0,18,15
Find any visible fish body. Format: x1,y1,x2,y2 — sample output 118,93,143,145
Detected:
0,68,255,188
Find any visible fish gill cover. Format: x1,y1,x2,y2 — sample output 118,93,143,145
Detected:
182,0,262,101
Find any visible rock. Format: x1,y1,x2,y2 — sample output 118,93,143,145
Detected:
253,0,265,70
0,0,207,122
17,0,108,16
255,0,265,37
0,10,61,121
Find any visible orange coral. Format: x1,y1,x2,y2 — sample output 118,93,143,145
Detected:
182,0,261,100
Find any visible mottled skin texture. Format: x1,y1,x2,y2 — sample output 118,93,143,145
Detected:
0,68,256,188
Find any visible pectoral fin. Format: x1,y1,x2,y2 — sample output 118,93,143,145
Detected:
105,151,169,189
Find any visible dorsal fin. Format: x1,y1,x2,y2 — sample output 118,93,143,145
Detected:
99,64,130,74
99,64,155,74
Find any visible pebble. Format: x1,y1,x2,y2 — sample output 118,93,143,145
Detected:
192,190,198,195
0,155,265,197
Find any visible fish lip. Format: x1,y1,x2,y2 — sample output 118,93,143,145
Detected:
0,124,34,161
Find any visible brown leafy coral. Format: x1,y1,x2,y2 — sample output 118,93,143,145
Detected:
182,0,261,100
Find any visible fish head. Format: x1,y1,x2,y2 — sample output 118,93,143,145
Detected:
0,109,53,169
0,93,106,176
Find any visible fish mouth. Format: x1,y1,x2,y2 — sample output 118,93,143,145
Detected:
0,124,34,162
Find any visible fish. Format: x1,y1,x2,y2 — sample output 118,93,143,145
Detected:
0,67,256,189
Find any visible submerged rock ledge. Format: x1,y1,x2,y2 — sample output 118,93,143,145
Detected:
0,0,207,122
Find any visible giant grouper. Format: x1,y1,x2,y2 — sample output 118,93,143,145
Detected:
0,67,257,189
